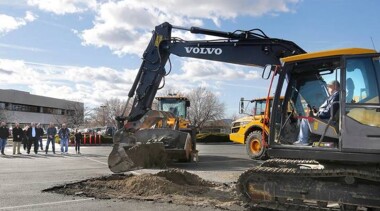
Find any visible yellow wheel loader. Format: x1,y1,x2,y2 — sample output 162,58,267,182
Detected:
230,97,285,160
155,95,196,161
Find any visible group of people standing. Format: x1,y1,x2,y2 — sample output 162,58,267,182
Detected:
0,122,82,155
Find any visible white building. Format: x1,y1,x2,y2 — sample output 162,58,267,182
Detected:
0,89,84,129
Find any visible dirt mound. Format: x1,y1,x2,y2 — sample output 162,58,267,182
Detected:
156,169,214,187
44,169,243,210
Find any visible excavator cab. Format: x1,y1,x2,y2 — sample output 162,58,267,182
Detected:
239,49,380,209
267,49,380,159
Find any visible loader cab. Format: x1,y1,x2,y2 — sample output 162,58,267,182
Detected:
266,48,380,163
156,96,190,118
239,97,274,116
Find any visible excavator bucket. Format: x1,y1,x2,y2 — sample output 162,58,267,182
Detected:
108,110,193,173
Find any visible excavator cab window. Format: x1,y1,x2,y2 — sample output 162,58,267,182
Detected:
274,58,341,146
345,56,380,128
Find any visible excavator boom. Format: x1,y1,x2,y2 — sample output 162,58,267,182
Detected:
108,22,305,173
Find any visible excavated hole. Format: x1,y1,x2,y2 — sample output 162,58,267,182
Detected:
43,169,244,210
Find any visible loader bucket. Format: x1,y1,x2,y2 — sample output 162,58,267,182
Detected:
108,110,193,173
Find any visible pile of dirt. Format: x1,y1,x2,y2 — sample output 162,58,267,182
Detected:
44,169,243,210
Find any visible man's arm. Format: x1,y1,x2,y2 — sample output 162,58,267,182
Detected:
318,92,339,119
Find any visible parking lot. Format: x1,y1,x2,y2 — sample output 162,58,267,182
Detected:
0,142,259,210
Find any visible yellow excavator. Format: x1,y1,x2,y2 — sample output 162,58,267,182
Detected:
108,22,380,209
237,48,380,210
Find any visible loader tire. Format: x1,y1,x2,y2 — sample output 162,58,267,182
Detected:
245,131,267,160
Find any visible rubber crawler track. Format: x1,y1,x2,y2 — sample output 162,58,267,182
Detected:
237,159,380,210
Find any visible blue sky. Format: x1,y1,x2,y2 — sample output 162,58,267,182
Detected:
0,0,379,118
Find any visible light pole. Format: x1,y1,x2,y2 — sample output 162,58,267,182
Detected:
100,105,107,126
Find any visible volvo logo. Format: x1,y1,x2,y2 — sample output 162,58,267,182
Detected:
184,47,222,55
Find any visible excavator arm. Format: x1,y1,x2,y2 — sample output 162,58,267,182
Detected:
109,22,305,173
120,22,305,127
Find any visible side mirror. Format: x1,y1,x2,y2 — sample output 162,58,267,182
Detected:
240,98,244,114
262,64,277,80
186,100,190,107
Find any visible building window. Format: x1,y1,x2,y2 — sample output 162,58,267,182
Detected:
67,110,76,116
12,104,39,112
42,107,65,115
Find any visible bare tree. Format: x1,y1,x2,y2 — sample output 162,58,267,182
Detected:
52,102,85,128
104,98,129,127
88,98,131,128
0,103,5,121
160,88,183,97
66,102,85,128
187,87,225,132
229,113,240,122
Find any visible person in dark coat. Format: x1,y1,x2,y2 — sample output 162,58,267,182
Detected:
45,122,57,154
58,124,70,154
26,122,42,154
22,126,29,151
0,121,10,155
74,129,82,154
12,122,23,155
36,123,44,151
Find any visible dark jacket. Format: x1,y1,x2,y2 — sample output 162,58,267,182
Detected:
74,132,82,143
58,128,70,140
27,127,42,139
0,126,9,139
12,127,24,142
37,127,44,138
47,127,57,139
317,91,339,119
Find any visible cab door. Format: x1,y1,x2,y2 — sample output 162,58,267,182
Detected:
341,55,380,154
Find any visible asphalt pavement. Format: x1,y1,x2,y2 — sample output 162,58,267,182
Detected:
0,141,259,210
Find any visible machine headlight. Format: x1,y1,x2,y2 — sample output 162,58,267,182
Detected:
239,121,251,127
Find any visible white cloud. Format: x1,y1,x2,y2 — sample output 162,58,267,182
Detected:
27,0,98,15
0,57,264,108
23,0,300,57
0,11,37,35
0,59,136,107
0,0,300,116
168,59,261,82
0,42,46,52
77,0,300,56
24,11,37,22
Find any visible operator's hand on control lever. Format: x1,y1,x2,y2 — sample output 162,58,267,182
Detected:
312,106,318,116
306,104,318,117
305,106,312,117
